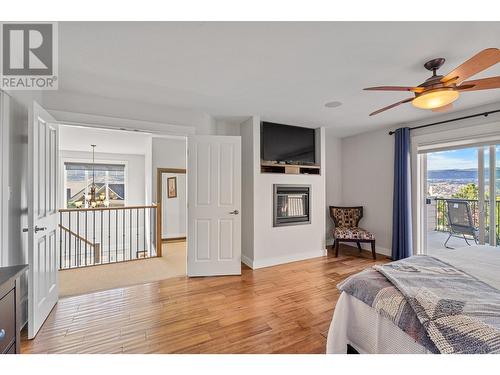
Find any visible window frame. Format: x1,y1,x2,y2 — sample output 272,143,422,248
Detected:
60,157,129,209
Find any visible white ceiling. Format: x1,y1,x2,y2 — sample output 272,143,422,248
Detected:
50,22,500,137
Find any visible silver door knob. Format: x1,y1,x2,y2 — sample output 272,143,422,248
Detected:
229,210,239,215
0,329,5,340
35,226,47,233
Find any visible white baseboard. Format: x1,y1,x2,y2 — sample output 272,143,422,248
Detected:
376,246,391,257
241,254,254,268
340,243,391,257
242,249,327,270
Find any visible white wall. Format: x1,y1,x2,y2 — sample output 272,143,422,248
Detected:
151,137,187,202
0,92,9,267
241,116,326,268
240,117,256,263
151,136,187,244
2,91,39,268
161,173,187,238
325,131,342,246
253,173,326,267
215,118,244,136
340,128,394,256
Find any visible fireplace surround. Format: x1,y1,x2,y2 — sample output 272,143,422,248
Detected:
273,184,311,227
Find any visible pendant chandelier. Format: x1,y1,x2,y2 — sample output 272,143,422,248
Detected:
74,145,109,208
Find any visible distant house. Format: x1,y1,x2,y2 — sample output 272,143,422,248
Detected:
67,183,125,207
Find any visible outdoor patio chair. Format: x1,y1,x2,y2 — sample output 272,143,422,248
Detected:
444,199,478,249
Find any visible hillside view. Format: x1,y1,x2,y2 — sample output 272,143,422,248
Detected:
427,147,500,199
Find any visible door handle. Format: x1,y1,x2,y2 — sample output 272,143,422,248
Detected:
23,226,47,233
229,210,239,215
0,329,5,341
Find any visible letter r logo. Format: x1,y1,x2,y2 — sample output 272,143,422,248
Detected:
2,23,53,76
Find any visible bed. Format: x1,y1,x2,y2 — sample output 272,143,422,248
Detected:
326,245,500,354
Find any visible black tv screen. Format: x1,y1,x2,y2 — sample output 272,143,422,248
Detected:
261,122,316,164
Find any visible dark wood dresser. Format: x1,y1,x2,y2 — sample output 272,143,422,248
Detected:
0,265,28,354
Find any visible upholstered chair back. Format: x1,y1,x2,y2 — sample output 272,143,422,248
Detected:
329,206,363,228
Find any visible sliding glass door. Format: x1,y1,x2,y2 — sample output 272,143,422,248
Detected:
481,145,499,246
423,143,498,255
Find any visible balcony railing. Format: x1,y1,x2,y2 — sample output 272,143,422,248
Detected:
433,198,500,240
58,205,157,270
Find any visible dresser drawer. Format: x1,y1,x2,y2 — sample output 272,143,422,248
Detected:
0,289,15,353
5,342,16,354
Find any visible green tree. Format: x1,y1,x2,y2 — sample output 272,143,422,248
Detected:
452,183,479,200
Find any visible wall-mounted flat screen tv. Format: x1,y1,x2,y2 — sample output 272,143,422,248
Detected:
261,121,316,164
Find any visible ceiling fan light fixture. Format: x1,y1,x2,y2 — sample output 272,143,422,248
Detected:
412,88,459,110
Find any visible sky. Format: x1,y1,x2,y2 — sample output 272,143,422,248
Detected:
427,146,500,171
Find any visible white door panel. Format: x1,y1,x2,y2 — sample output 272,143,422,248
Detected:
28,102,59,339
187,136,241,276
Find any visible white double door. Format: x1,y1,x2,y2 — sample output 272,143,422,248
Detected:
25,109,242,337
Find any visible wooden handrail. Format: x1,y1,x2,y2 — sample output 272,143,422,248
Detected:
58,224,96,247
59,204,157,213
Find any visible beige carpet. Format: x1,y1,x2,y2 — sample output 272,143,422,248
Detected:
59,241,186,297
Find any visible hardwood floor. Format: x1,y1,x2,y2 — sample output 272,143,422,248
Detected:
21,245,389,354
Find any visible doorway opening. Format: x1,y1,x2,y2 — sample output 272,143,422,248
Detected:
421,144,499,256
156,168,187,275
57,125,188,297
25,101,242,340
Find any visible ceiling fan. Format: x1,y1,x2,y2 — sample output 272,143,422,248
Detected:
364,48,500,116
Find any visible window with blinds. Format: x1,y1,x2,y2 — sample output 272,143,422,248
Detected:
64,162,126,208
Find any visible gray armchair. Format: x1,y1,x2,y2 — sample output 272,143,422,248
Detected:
444,200,478,249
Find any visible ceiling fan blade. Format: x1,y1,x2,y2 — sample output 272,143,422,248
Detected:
369,98,413,116
364,86,424,93
455,84,476,91
458,76,500,91
441,48,500,85
432,103,453,113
